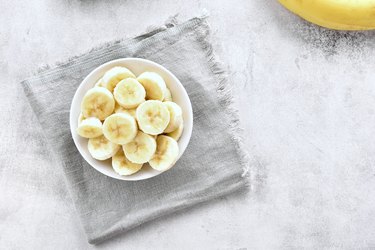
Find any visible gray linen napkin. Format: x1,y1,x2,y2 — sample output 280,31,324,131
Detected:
21,15,249,244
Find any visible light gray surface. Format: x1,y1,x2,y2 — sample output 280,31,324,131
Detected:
1,0,375,249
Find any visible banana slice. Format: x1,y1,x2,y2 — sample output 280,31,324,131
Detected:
164,88,173,102
112,149,143,176
95,78,103,87
114,102,127,113
149,135,179,171
114,103,137,118
103,113,138,144
102,66,136,92
123,108,136,119
163,101,183,133
88,135,120,160
77,117,103,138
78,113,85,124
166,122,183,141
137,72,166,101
136,100,170,135
123,131,157,164
81,87,115,120
114,78,146,109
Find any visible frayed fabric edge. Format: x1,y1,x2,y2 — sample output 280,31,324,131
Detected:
194,20,251,188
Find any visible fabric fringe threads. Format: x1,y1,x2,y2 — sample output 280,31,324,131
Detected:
196,17,251,186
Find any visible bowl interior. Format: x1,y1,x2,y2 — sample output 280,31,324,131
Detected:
70,58,193,181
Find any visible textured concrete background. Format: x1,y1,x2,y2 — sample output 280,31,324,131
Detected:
1,0,375,249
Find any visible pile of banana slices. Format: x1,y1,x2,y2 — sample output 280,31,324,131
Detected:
77,66,184,176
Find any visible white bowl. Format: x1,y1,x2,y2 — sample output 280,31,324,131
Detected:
70,58,193,181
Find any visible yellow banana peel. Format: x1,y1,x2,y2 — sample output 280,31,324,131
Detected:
278,0,375,30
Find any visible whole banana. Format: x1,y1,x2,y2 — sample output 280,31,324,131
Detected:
278,0,375,30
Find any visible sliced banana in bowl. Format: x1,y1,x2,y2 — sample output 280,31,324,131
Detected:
137,72,166,101
102,66,136,92
77,117,103,138
123,131,156,164
163,101,183,133
114,103,137,118
103,113,138,145
136,100,170,135
70,58,193,181
166,122,184,141
81,87,115,120
163,88,173,102
114,78,146,109
88,135,120,161
149,135,179,172
112,149,143,176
